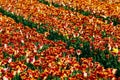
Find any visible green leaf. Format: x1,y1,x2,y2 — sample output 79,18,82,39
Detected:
75,27,79,31
18,56,25,61
52,76,60,80
3,52,9,59
115,69,120,77
64,77,68,80
12,73,21,80
38,66,43,73
46,75,53,80
64,6,69,10
37,44,49,53
101,30,107,38
36,24,47,34
35,55,39,60
70,70,82,77
47,30,65,42
17,16,23,23
34,42,39,46
52,3,60,8
62,52,67,57
37,77,41,80
11,55,16,62
25,63,36,70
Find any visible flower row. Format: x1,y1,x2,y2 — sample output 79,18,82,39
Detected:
44,0,120,21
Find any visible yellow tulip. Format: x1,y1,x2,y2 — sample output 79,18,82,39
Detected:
112,47,119,53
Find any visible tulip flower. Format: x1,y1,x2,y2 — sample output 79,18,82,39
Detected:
112,47,119,53
76,49,82,56
3,76,8,80
83,71,87,78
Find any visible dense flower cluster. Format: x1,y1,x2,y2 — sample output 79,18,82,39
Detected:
0,13,61,79
0,0,120,53
0,12,118,79
45,0,120,19
0,0,120,79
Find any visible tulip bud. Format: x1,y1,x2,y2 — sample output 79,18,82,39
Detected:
112,69,117,74
26,34,29,39
8,58,12,63
76,49,82,56
21,40,24,44
83,72,87,78
3,76,8,80
20,29,22,35
4,44,7,49
0,28,2,33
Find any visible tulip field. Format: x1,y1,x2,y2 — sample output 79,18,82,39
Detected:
0,0,120,80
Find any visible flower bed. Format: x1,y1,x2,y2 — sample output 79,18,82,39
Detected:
0,0,120,79
40,0,120,25
0,13,118,79
44,0,120,17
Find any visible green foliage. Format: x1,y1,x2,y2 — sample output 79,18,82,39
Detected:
3,52,9,59
18,56,25,61
112,18,119,26
64,77,68,80
47,30,66,42
38,66,43,73
12,73,21,80
46,75,53,80
101,30,107,38
116,69,120,77
70,70,82,77
64,6,69,10
79,10,91,16
37,44,49,53
37,77,42,80
62,52,67,57
34,42,39,46
25,63,36,70
52,3,60,8
36,24,47,34
39,0,50,6
11,55,16,62
45,75,61,80
69,7,74,11
52,76,61,80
